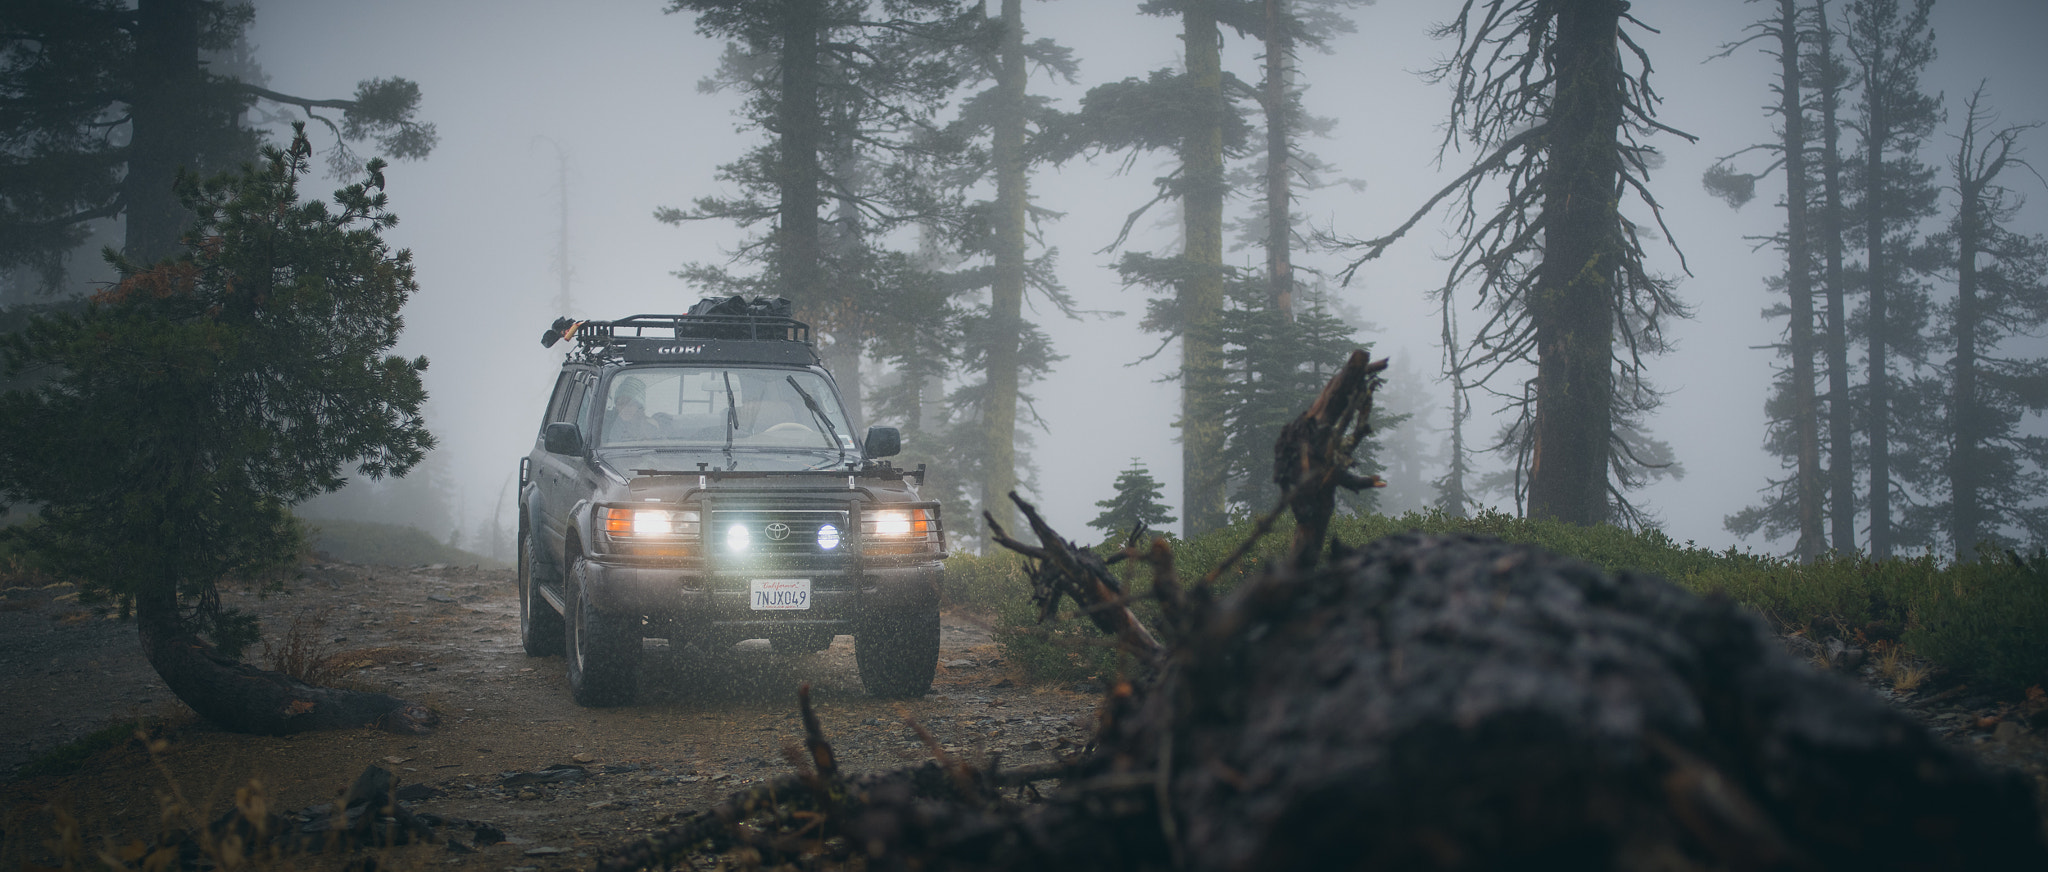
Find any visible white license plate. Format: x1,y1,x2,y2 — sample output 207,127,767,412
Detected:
749,578,812,610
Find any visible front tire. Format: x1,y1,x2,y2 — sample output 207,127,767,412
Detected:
518,523,564,657
565,554,640,707
856,609,939,698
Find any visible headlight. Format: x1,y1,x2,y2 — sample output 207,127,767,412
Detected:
866,508,934,537
604,507,699,539
726,523,751,552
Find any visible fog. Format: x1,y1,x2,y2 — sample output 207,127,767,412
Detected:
251,0,2048,558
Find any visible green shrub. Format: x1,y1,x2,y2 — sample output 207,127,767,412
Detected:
1906,552,2048,690
941,549,1033,614
979,507,2048,693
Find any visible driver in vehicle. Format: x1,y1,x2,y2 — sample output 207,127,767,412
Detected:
604,377,668,442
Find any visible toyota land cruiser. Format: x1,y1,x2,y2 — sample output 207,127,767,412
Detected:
517,296,946,706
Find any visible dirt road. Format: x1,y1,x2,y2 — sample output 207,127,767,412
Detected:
1,561,1098,870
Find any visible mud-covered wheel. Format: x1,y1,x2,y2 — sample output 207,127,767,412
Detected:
565,554,640,706
856,609,939,698
517,522,564,657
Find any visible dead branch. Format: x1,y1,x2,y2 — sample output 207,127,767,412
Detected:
986,493,1165,661
1274,349,1388,571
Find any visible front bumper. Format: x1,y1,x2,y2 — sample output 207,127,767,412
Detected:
581,554,942,633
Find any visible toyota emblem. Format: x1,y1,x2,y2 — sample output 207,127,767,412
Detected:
764,522,792,541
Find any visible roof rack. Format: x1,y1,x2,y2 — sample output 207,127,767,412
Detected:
540,296,818,365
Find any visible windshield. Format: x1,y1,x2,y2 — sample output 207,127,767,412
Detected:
597,366,856,452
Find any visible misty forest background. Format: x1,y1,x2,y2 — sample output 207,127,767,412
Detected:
4,0,2046,568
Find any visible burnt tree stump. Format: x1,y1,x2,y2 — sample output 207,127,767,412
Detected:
1080,532,2048,871
601,532,2048,872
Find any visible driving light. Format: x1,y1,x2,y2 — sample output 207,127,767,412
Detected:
817,523,840,550
726,523,750,552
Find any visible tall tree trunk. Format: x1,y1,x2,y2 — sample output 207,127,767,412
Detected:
1263,0,1295,320
125,0,203,262
981,0,1028,548
1947,113,1986,559
1816,0,1858,553
777,0,824,303
1860,69,1894,560
1179,0,1229,536
825,126,866,429
1777,0,1825,561
1525,0,1625,526
1950,206,1983,559
779,1,856,422
1436,383,1472,518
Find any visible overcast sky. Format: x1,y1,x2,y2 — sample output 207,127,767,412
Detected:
250,0,2048,556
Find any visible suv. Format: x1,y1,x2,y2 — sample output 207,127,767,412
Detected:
517,296,947,706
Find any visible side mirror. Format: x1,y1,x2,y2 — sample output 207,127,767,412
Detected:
863,426,901,459
543,422,585,456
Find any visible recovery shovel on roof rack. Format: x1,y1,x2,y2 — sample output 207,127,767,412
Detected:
541,317,584,348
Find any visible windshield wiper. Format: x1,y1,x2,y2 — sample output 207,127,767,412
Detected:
785,376,848,468
720,370,739,470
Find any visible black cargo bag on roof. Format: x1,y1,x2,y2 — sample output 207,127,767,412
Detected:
688,295,793,319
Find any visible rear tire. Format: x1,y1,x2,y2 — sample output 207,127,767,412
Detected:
565,554,640,706
518,523,563,657
856,609,939,698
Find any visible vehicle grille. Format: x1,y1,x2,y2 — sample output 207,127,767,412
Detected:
707,509,849,558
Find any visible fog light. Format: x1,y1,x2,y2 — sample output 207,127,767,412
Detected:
726,523,750,552
817,523,840,550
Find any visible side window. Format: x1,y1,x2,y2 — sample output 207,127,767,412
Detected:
542,371,578,427
573,376,598,435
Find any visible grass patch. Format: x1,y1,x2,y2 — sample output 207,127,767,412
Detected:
962,509,2048,694
300,517,505,569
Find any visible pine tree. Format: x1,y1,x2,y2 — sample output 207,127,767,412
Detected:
1811,0,1861,552
1043,0,1260,537
1217,281,1384,517
1706,0,1826,560
933,0,1079,547
662,0,978,420
1241,0,1369,319
1089,459,1177,541
1333,0,1694,527
0,0,433,277
0,127,434,735
1843,0,1943,557
1928,87,2048,555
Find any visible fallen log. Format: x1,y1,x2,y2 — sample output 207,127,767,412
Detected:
1082,531,2048,870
